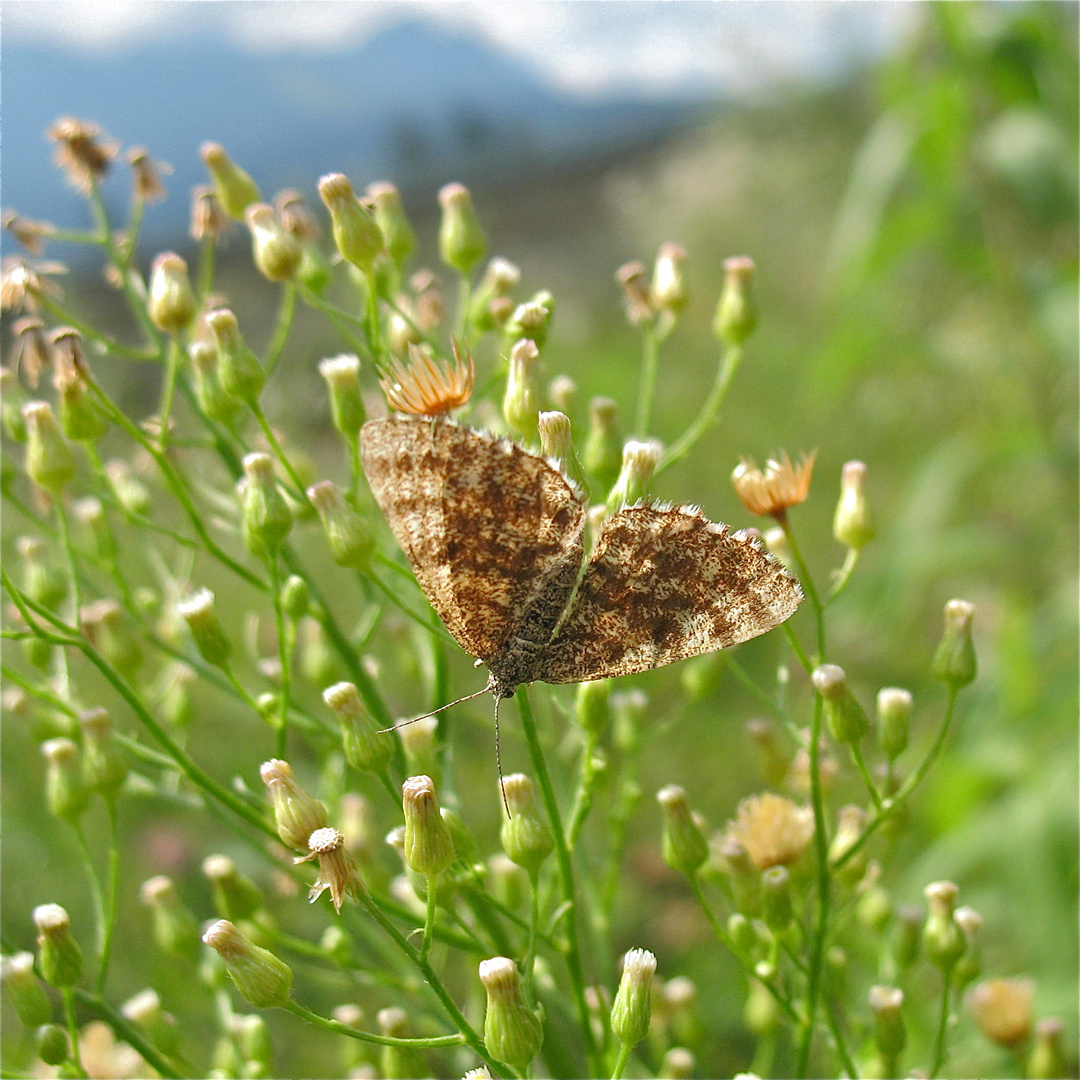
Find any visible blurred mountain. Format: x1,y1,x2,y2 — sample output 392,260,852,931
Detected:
1,18,704,248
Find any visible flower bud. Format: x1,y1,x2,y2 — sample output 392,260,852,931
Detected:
177,587,232,669
812,664,870,745
478,957,543,1070
299,617,339,688
718,836,762,916
953,905,983,991
207,309,264,406
23,402,75,493
875,687,912,761
762,526,793,569
657,785,709,877
201,920,293,1009
377,1007,429,1080
1,366,29,441
318,174,383,274
139,875,201,962
574,678,611,741
307,480,375,569
260,759,328,852
922,880,964,972
651,242,688,316
616,261,654,324
583,396,622,490
36,1022,70,1065
241,453,292,560
658,1048,695,1080
79,707,128,797
438,183,486,276
18,536,66,610
537,410,589,496
499,774,553,877
42,737,89,822
468,257,521,333
892,904,922,969
933,599,977,690
761,865,793,932
548,373,576,414
966,977,1034,1048
1028,1017,1067,1080
244,204,301,283
34,904,83,989
234,1012,272,1073
397,717,440,787
607,440,661,514
122,988,182,1061
366,182,416,269
502,338,541,442
200,143,260,220
148,252,197,334
726,912,757,954
503,291,554,351
611,948,656,1049
318,354,365,443
81,598,143,679
832,460,875,550
189,340,241,425
829,804,868,886
104,458,151,517
1,951,53,1027
868,985,906,1063
402,775,455,877
52,331,108,443
712,256,757,346
189,183,228,242
280,575,309,621
202,854,265,922
323,681,392,777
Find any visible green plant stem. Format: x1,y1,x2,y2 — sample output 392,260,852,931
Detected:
657,344,742,475
781,515,825,663
83,445,134,609
456,276,473,344
54,497,81,696
524,873,541,1001
421,876,438,965
929,966,955,1078
251,403,310,505
850,742,884,812
364,270,384,364
611,1042,632,1080
265,281,297,376
61,987,89,1079
74,987,184,1079
516,687,601,1077
96,800,121,994
286,999,465,1049
634,320,660,436
197,234,217,299
268,557,291,757
157,335,182,448
827,546,860,603
72,823,107,983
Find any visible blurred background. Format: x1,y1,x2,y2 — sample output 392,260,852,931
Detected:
2,2,1077,1076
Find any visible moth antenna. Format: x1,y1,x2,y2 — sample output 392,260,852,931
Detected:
495,695,510,818
376,685,490,734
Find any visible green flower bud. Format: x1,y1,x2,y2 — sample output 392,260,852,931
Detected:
190,341,242,425
875,687,912,761
298,617,339,688
651,242,688,316
52,331,108,443
296,242,332,296
34,904,83,989
932,599,977,690
377,1006,429,1080
537,411,589,498
139,875,201,962
657,785,709,877
583,396,623,491
761,865,794,933
812,664,870,745
1,951,53,1027
1028,1017,1067,1080
502,338,541,443
41,738,88,822
548,373,576,414
122,988,183,1061
726,913,758,955
259,759,328,852
36,1022,69,1066
148,252,197,334
922,880,964,972
658,1048,696,1080
712,255,757,347
18,536,66,610
574,678,611,741
468,257,521,334
402,775,455,877
953,905,983,992
81,598,143,679
438,183,486,276
241,453,292,560
856,881,892,932
611,948,657,1049
499,773,553,877
503,291,554,351
1,366,29,441
478,957,543,1070
177,587,232,669
201,920,292,1009
104,458,151,517
744,977,779,1037
828,804,868,886
307,480,375,569
279,574,309,621
207,309,265,406
719,836,762,917
318,354,365,443
200,142,261,220
79,707,128,797
397,717,440,787
323,681,393,777
607,439,661,514
202,854,265,923
366,182,416,269
23,402,75,494
245,204,301,283
318,173,383,274
892,904,922,969
832,460,875,551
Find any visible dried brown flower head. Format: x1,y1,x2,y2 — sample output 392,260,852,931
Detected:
190,184,230,242
732,451,816,520
296,826,360,912
967,978,1035,1048
10,317,52,387
2,210,56,256
727,791,814,870
1,257,67,314
47,117,118,193
126,147,171,203
274,189,321,243
381,342,474,416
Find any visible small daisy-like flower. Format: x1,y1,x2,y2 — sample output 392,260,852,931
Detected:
296,826,360,912
727,791,815,870
966,977,1035,1048
381,341,474,416
732,450,816,520
125,147,171,204
1,256,67,314
2,210,56,256
47,117,119,193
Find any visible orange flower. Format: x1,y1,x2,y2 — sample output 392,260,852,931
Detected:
381,342,474,416
732,451,816,519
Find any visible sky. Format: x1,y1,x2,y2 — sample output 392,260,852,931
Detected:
2,1,916,99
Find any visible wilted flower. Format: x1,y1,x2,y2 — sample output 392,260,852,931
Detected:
190,184,229,242
274,189,321,242
1,256,67,314
295,826,360,912
47,117,118,192
732,451,816,520
126,147,171,203
10,316,52,386
728,792,814,870
381,342,474,416
2,210,56,256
